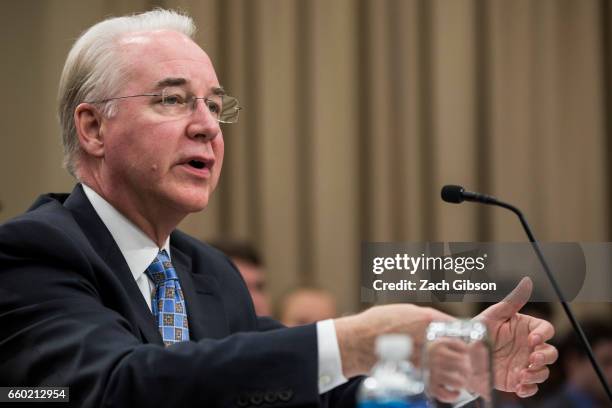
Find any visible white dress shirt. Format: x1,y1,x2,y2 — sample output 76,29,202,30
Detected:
81,184,347,393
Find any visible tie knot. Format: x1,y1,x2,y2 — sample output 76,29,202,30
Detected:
145,250,178,285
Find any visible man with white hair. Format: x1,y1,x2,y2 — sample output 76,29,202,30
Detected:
0,9,557,407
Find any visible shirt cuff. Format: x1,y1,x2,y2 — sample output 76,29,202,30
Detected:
316,319,348,393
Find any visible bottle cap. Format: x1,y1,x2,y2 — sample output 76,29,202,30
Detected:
375,334,412,360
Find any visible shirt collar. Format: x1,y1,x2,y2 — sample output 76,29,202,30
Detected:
82,183,171,282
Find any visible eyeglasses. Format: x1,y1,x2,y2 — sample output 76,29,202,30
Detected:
85,87,242,124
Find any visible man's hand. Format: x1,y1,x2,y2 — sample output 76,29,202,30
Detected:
426,338,478,402
427,278,558,403
333,277,557,400
476,277,558,398
334,304,453,378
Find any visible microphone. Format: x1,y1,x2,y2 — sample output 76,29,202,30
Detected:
441,184,612,402
441,185,497,205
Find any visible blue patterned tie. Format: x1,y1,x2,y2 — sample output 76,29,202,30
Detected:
145,250,190,346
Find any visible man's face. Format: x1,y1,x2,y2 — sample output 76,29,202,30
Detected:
233,259,270,316
281,289,337,327
99,30,224,217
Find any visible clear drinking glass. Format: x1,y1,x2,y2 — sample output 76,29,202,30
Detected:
423,320,493,408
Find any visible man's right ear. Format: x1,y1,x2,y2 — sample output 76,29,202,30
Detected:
74,103,106,158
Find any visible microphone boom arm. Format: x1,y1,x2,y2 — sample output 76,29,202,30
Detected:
442,185,612,402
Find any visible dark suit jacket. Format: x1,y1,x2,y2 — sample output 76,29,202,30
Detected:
0,185,359,407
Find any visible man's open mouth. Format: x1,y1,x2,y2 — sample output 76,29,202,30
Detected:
188,160,206,170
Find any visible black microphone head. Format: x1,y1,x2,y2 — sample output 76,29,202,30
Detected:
441,185,465,203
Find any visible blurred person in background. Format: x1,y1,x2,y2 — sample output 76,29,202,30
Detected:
278,287,338,327
210,240,271,316
541,319,612,408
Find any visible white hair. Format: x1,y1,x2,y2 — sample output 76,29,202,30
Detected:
58,9,196,177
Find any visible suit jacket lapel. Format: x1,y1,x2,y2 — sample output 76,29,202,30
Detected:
63,184,163,345
171,245,229,340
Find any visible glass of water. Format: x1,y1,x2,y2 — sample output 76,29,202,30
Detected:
423,320,493,407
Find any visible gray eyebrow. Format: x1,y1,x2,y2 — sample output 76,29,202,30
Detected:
154,78,226,96
154,77,188,89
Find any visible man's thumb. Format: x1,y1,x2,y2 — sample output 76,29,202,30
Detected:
482,277,533,320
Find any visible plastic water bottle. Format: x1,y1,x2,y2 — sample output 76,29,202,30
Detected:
357,334,429,408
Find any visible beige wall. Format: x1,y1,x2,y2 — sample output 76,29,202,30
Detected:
1,0,610,321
